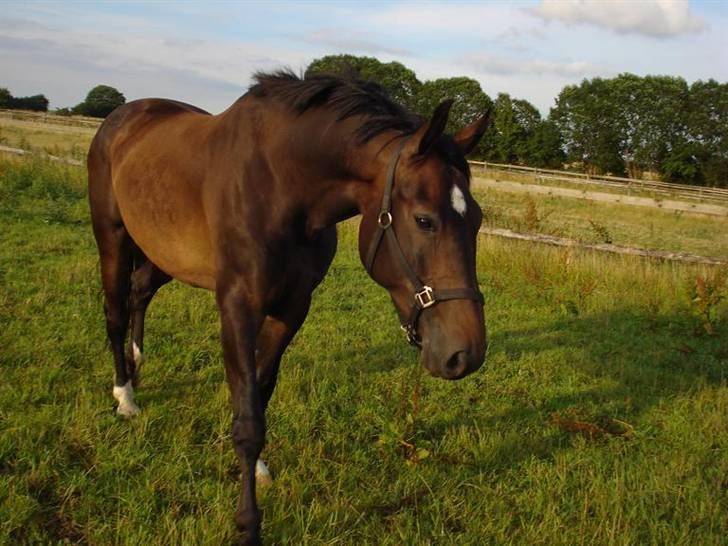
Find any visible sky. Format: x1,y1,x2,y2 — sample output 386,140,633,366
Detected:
1,0,726,115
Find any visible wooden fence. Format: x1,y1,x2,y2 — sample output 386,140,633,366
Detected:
0,109,101,129
0,144,83,166
480,227,727,266
469,161,728,205
2,108,727,205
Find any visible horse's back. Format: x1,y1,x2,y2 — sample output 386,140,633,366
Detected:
90,98,210,160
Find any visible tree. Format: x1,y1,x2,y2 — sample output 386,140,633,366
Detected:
685,79,728,187
551,77,626,175
306,54,421,110
608,73,689,177
75,85,126,118
480,93,558,166
0,88,49,111
11,94,49,112
415,77,491,133
551,74,702,179
0,88,12,109
525,119,565,169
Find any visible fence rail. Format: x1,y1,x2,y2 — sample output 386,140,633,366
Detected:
2,109,727,204
469,160,728,205
0,109,101,129
0,144,83,166
480,227,728,266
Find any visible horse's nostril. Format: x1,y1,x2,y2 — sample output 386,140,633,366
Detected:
444,351,470,378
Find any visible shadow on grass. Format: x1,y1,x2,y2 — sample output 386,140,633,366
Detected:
395,307,726,473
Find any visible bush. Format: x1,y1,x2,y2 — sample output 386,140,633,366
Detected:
0,88,49,111
74,85,125,118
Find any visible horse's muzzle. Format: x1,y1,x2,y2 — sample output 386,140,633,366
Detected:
428,345,486,380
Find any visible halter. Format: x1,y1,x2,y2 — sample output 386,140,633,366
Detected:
364,137,485,347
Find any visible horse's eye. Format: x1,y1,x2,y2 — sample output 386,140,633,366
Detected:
414,215,436,232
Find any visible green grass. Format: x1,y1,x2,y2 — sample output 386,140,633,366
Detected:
475,188,728,257
0,118,95,160
1,158,727,545
471,165,723,204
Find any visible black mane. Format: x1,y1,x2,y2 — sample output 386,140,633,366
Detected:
249,69,421,144
249,69,470,177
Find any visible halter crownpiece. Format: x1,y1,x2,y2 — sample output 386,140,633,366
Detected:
364,137,485,347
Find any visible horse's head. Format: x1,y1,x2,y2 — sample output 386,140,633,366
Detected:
359,100,490,379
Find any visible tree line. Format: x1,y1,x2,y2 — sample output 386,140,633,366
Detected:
307,55,727,187
0,85,126,119
0,88,49,112
3,56,725,186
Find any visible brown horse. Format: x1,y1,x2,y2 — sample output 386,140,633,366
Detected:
87,70,490,545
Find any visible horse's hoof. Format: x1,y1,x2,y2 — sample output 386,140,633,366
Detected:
116,401,141,417
113,381,141,417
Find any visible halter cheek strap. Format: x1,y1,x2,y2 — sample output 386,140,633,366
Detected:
364,137,485,347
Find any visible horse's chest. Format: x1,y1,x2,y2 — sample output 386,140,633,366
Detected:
270,228,336,301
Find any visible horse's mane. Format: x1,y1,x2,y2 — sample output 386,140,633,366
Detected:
249,69,470,177
248,69,421,144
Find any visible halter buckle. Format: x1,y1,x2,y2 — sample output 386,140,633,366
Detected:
401,324,421,346
414,286,435,309
378,211,393,228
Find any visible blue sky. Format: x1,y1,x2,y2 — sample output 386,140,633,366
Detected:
2,1,726,115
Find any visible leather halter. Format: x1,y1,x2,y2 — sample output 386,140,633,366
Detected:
364,137,485,347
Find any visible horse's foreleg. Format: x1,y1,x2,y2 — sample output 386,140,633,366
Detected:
217,282,266,546
253,293,313,485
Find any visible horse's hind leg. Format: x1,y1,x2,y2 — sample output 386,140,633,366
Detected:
126,256,171,386
89,146,140,416
93,225,139,416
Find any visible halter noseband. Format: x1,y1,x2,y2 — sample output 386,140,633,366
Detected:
364,137,485,347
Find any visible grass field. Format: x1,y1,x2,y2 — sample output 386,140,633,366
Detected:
1,156,727,545
473,188,728,258
0,115,96,160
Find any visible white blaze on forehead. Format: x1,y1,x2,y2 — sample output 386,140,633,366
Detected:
450,185,467,216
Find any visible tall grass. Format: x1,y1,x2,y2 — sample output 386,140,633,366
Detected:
0,158,726,545
475,188,728,257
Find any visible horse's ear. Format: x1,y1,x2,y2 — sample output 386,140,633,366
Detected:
453,109,492,156
414,99,454,156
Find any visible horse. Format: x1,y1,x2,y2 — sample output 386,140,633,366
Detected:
87,70,490,545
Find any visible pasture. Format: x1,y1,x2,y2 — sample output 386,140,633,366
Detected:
0,112,95,161
1,141,727,543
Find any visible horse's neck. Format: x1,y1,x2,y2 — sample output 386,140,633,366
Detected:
286,120,391,236
224,101,391,235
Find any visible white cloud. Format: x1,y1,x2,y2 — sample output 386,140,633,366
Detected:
531,0,706,37
460,53,606,78
364,3,530,34
303,29,412,57
0,18,313,111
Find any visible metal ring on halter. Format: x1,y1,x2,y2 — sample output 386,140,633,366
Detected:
378,211,393,228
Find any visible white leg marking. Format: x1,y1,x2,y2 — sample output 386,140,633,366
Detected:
113,380,141,416
256,459,273,486
451,185,467,216
132,341,145,366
